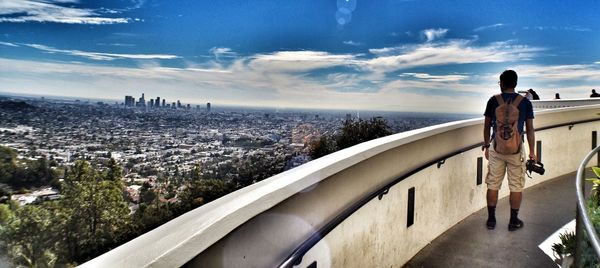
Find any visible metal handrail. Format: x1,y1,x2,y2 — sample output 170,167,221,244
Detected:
576,145,600,259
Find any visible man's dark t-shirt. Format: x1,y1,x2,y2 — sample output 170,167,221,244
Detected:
484,92,534,139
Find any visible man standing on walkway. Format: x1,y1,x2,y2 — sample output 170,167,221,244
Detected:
482,70,536,231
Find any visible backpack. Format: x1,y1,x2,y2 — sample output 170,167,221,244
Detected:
493,94,524,154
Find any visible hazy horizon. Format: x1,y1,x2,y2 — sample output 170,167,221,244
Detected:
0,91,481,118
1,1,599,113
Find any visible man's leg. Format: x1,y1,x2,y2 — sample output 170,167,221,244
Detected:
509,191,522,209
485,148,505,229
487,189,498,206
506,153,526,231
486,189,499,229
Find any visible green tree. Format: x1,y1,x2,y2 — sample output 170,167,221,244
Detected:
236,152,289,187
0,146,17,184
131,201,174,235
1,205,59,268
336,117,393,150
139,182,156,204
196,179,234,202
309,117,393,159
309,134,337,160
0,146,57,188
0,203,13,224
61,160,130,263
191,163,202,181
104,158,122,182
175,178,234,215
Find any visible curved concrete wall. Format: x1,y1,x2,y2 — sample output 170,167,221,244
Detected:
82,105,600,268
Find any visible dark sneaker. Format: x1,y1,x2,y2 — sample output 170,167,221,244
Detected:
486,219,496,230
508,219,524,231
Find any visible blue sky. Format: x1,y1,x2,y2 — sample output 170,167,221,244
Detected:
0,0,599,113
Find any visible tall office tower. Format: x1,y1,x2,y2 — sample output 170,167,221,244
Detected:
138,93,146,107
125,96,134,107
177,100,181,108
156,97,161,108
172,102,176,109
207,102,211,113
150,99,154,108
186,104,191,110
162,99,166,107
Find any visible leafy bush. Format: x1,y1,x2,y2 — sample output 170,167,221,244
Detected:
309,117,392,160
552,231,576,260
575,167,600,267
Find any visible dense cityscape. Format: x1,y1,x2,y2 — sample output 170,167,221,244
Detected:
0,93,473,266
0,92,474,204
0,93,472,205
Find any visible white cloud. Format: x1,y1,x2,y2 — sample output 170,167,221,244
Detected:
523,26,591,32
0,57,490,113
473,23,506,32
564,26,591,32
421,28,448,42
97,43,136,47
400,73,469,82
209,47,233,55
0,38,548,113
248,51,357,72
364,40,543,73
209,47,236,60
0,41,18,47
516,64,600,81
24,43,179,61
0,0,132,24
342,40,363,46
325,73,363,88
368,46,401,56
130,0,146,10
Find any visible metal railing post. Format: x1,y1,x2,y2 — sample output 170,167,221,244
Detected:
575,205,583,267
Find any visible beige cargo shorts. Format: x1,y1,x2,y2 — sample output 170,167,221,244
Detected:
486,144,526,192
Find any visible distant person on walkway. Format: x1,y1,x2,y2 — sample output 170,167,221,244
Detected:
528,88,540,100
483,70,536,231
591,89,600,98
555,93,561,99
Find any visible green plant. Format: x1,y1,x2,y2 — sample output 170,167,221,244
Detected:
586,167,600,206
309,117,393,160
581,168,600,267
552,231,576,260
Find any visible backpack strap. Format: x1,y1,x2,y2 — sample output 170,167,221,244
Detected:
494,94,505,106
512,94,524,107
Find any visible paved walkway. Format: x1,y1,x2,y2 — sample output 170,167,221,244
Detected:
405,171,589,268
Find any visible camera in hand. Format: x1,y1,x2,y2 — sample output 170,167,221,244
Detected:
526,160,545,175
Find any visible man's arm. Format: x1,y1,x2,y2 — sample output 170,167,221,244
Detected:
484,117,492,159
526,118,536,161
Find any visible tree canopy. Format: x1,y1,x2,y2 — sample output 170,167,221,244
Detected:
310,117,393,159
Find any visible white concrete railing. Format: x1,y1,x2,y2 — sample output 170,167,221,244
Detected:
532,98,600,110
82,105,600,268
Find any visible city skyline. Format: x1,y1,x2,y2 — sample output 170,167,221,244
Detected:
1,1,600,113
123,93,211,111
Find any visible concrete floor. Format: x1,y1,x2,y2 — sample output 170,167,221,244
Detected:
405,171,589,268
